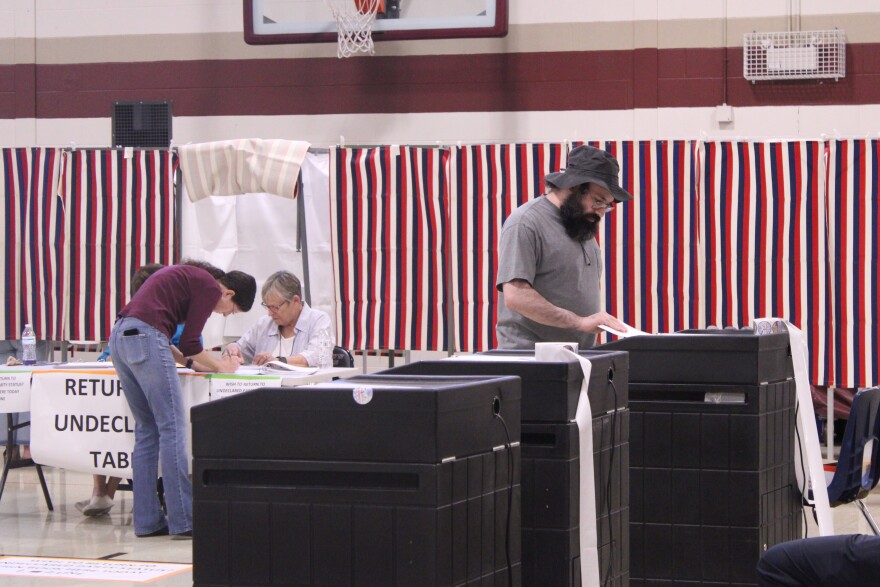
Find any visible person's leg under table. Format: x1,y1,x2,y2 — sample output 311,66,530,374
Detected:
76,475,123,516
757,534,880,587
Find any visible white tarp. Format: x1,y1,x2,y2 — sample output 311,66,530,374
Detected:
179,151,335,350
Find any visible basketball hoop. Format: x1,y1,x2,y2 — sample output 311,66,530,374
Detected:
325,0,383,59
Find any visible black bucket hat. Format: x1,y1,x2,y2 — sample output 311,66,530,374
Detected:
545,145,633,202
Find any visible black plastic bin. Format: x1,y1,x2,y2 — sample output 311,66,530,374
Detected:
601,330,802,586
191,374,521,587
384,349,630,587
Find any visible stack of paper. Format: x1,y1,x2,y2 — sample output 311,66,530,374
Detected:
258,361,319,375
598,323,650,338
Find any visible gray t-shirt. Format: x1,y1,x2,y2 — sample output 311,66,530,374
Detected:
495,196,602,349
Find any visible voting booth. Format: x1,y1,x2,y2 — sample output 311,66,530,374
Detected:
601,330,802,586
191,374,521,587
385,349,630,587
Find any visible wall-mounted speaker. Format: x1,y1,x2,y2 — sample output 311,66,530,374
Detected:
112,100,172,148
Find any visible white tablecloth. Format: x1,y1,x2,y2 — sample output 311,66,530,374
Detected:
3,365,355,477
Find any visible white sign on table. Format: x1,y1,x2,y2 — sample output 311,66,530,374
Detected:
23,366,355,478
0,369,32,413
29,369,212,478
30,369,138,477
205,373,282,401
31,369,135,478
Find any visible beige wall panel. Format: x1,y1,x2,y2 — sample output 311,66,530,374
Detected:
21,104,876,149
25,11,880,65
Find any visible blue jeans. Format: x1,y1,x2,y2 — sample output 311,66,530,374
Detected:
110,317,192,536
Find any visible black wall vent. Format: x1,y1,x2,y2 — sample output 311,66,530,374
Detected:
112,100,172,148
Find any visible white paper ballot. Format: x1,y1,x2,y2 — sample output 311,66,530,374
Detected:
52,362,115,369
598,323,649,338
261,361,319,374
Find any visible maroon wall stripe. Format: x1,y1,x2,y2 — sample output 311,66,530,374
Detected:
1,43,879,119
0,64,37,118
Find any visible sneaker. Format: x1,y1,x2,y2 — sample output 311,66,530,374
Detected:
81,495,114,517
74,499,91,513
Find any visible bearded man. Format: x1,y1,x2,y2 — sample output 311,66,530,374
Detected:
495,145,633,349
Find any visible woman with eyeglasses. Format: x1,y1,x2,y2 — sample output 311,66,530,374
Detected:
223,270,333,367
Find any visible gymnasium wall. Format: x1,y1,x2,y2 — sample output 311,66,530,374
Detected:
2,1,879,384
2,0,880,148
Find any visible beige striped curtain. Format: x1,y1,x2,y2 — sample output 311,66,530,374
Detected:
178,139,310,201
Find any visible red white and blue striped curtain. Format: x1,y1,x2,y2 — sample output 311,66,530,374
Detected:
327,139,872,388
449,143,565,352
330,146,449,351
700,141,830,385
826,139,878,388
0,148,65,341
62,150,177,342
581,140,703,340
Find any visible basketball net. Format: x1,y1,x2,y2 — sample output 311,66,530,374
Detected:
326,0,381,59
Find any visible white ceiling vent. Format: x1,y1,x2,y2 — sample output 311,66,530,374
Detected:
743,29,845,83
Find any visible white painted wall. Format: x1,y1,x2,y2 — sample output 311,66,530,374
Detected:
7,0,877,37
23,104,880,151
30,0,244,38
3,0,880,147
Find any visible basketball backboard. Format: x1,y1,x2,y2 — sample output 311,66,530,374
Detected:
243,0,508,45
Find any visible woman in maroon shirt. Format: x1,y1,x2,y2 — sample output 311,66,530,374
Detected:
109,260,256,538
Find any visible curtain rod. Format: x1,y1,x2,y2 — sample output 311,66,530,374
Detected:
60,145,331,153
62,146,176,153
54,136,880,155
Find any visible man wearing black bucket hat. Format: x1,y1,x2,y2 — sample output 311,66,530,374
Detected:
495,145,631,349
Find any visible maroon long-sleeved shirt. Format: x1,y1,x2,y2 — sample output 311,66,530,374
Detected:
119,265,221,356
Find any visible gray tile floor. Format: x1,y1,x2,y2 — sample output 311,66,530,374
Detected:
0,467,192,586
1,461,878,586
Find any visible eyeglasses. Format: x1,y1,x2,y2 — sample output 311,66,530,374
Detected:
261,300,290,312
589,191,616,212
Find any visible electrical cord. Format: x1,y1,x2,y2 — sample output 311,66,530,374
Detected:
602,376,619,586
793,402,811,537
494,399,515,587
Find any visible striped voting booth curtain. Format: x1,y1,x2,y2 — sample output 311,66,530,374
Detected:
699,140,831,385
449,143,565,352
62,149,177,342
330,146,450,351
582,140,703,340
826,139,879,388
0,148,65,340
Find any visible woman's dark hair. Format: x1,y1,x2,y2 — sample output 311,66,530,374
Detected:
223,271,257,312
179,258,256,312
130,263,165,294
180,258,225,279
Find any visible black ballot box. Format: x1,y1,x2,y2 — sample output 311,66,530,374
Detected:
191,374,521,587
600,330,802,586
384,349,630,587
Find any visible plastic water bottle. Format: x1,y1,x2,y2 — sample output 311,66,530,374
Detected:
22,324,37,365
317,328,333,369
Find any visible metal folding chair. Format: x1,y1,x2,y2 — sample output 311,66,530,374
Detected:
818,387,880,534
